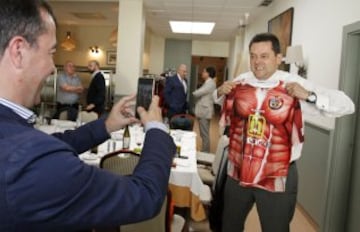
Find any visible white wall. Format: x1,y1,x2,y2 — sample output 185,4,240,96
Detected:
228,28,247,80
143,27,151,71
148,33,165,75
55,25,115,68
148,37,229,75
191,40,229,57
239,0,360,129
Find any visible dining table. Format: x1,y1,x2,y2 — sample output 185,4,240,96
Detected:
36,120,208,221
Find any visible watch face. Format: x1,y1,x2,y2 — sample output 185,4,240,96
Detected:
307,92,317,103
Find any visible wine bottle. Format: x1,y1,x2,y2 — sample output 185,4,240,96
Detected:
123,125,131,149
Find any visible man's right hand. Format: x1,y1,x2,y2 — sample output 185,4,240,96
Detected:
137,95,162,125
217,81,237,97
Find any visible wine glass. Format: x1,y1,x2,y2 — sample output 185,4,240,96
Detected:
134,131,144,153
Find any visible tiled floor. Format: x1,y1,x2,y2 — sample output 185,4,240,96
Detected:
189,113,318,232
188,204,317,232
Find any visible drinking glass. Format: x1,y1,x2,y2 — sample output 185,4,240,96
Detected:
134,131,144,153
110,130,123,152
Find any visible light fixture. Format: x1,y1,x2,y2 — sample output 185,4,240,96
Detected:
285,45,307,78
60,31,76,51
169,21,215,35
89,46,99,54
109,28,118,47
239,12,250,28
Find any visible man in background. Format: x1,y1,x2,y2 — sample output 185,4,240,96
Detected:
86,60,106,115
164,64,188,120
53,60,83,121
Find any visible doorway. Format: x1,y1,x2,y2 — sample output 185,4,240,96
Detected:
192,56,227,88
189,56,227,114
345,29,360,232
323,21,360,232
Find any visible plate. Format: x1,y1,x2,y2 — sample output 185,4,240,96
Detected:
173,157,190,167
81,153,98,160
51,119,76,128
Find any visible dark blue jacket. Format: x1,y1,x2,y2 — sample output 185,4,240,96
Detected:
86,72,106,115
0,104,175,232
164,75,188,118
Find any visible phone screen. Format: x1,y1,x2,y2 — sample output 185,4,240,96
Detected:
135,78,154,119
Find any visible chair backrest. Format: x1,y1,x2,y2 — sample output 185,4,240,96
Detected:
79,111,98,123
100,150,168,232
169,114,195,131
120,195,168,232
212,145,229,193
100,150,141,176
59,110,68,120
211,135,229,176
208,145,229,232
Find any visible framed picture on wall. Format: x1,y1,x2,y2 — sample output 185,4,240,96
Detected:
106,51,117,65
268,7,294,71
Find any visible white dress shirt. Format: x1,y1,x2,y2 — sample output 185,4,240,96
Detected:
213,70,355,118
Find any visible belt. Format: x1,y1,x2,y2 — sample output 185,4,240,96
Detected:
57,102,79,108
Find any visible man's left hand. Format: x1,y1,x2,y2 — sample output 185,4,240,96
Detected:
285,82,310,100
105,94,138,134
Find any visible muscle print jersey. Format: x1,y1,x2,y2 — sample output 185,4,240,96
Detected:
222,80,304,192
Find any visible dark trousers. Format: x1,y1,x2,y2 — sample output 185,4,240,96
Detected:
222,162,298,232
53,102,79,121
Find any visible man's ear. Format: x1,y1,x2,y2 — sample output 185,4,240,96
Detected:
276,53,283,65
7,36,27,69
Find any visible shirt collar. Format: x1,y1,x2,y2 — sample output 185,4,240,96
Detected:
245,71,281,88
0,98,36,124
177,74,184,82
92,70,101,78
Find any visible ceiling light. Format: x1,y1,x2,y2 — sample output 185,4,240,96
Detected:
61,31,76,51
169,21,215,35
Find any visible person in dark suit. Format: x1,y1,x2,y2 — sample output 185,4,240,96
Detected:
164,64,188,120
86,60,106,115
0,1,176,231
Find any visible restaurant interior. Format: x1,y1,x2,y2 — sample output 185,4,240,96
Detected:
39,0,360,231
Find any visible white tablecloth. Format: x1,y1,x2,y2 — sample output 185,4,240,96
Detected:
36,123,207,201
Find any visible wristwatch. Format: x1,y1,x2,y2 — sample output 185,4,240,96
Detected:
306,91,317,104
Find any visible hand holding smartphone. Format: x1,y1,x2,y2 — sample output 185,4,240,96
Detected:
135,77,155,119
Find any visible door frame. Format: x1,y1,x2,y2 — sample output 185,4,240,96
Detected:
322,21,360,232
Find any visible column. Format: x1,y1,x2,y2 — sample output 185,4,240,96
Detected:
114,0,145,96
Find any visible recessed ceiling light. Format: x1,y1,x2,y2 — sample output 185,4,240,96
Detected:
169,21,215,35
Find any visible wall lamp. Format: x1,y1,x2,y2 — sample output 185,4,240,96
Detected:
285,45,307,78
89,46,99,54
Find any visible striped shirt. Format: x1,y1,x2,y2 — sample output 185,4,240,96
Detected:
0,98,36,124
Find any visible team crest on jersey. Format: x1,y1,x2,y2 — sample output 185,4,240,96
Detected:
247,113,266,138
268,96,283,110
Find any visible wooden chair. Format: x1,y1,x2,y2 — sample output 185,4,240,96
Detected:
169,114,195,131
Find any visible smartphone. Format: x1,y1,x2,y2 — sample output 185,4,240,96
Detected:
135,77,155,119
